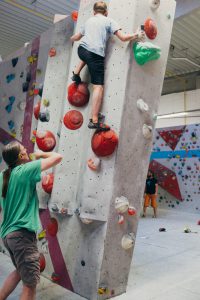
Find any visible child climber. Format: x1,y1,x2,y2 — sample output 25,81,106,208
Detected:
71,1,145,131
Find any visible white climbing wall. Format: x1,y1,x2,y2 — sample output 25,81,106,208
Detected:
35,0,176,299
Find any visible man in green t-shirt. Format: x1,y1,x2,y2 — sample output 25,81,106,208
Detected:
0,141,62,300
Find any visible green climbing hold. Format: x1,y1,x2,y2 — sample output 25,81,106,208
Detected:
133,42,161,66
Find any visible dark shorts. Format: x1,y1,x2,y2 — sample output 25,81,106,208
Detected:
3,229,40,287
78,46,104,85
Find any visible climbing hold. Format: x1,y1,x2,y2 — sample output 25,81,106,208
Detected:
144,18,158,40
47,218,58,236
38,229,46,241
143,124,153,139
80,218,93,224
29,89,34,97
49,47,56,57
51,203,59,213
51,272,60,282
34,101,41,120
20,72,24,78
91,129,118,157
27,55,37,64
118,214,125,225
63,110,83,130
24,42,30,48
115,196,129,213
6,74,15,83
71,11,78,21
197,220,200,225
8,120,15,130
17,100,26,111
39,253,46,273
34,88,39,95
184,227,191,233
81,260,85,266
39,110,50,122
22,82,29,92
43,99,49,107
137,98,149,112
149,0,160,9
11,57,18,67
26,72,31,82
42,173,54,194
68,82,90,107
9,96,15,105
5,104,12,113
121,233,135,250
98,286,109,295
133,42,161,65
10,129,16,138
36,69,42,75
38,86,43,97
128,206,137,216
33,130,56,152
159,228,166,232
87,156,101,171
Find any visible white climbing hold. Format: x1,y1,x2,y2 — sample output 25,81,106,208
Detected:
50,203,72,215
80,218,93,224
87,156,101,171
149,0,160,10
118,214,125,225
17,100,26,111
115,196,129,213
142,124,153,139
121,233,136,250
137,99,149,112
24,42,30,48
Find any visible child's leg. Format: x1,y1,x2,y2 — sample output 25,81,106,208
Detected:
73,60,86,75
151,195,157,218
91,84,104,123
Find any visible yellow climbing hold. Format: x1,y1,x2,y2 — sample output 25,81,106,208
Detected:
38,230,46,241
98,287,109,295
31,136,36,143
29,89,34,96
27,55,38,64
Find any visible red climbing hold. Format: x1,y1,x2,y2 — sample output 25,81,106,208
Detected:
63,110,83,130
47,218,58,237
34,101,41,120
71,11,78,22
39,253,46,273
91,129,118,157
49,47,56,57
33,130,56,152
68,82,90,107
42,173,54,194
51,272,61,282
144,18,157,40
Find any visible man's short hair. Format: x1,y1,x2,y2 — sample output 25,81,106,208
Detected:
93,1,107,14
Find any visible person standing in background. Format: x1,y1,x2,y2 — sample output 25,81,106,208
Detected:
143,170,158,218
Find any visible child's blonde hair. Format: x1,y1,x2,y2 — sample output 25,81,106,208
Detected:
93,1,107,14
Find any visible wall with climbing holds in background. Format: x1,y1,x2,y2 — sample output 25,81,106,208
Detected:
0,0,176,299
0,27,52,247
150,123,200,214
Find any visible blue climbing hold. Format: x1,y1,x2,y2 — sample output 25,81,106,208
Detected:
6,74,15,83
8,120,15,130
11,57,18,67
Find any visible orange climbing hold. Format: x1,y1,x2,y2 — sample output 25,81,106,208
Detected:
68,82,90,107
33,130,56,152
34,101,41,120
71,11,78,21
144,18,157,40
49,47,56,57
47,218,58,237
91,129,118,157
39,253,46,273
42,173,54,194
63,110,83,130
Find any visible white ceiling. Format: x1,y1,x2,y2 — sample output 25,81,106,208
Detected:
0,0,200,78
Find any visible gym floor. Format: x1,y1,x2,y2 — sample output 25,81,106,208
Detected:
0,208,200,300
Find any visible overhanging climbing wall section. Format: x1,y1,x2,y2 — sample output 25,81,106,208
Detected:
37,0,176,299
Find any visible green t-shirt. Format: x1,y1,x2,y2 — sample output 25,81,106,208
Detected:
0,160,41,238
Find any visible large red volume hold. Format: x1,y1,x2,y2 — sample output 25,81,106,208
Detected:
68,82,90,107
63,110,83,130
34,101,41,120
144,18,158,40
42,173,54,194
91,130,118,157
34,130,56,152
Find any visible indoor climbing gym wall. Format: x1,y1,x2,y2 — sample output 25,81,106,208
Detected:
150,123,200,214
0,26,52,247
33,0,176,299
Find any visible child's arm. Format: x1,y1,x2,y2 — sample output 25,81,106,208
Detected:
70,33,83,42
115,29,145,42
